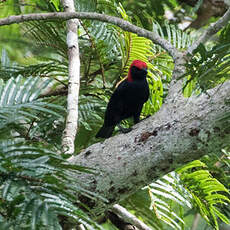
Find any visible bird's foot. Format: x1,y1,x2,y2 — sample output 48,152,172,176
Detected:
121,127,132,133
118,124,132,134
140,115,150,122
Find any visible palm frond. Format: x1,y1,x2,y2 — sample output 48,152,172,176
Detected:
0,76,64,138
23,21,67,58
75,92,107,152
78,95,105,131
177,160,230,229
152,22,194,51
151,22,195,85
86,20,121,64
123,189,165,230
128,159,229,230
151,22,196,99
219,22,230,44
117,4,164,115
147,172,191,229
10,59,68,81
75,0,97,12
122,172,190,230
0,49,18,81
183,43,230,96
79,18,121,88
0,140,102,229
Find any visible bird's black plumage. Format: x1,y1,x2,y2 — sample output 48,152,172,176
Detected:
96,60,149,138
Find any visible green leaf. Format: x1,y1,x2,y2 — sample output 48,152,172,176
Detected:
50,0,60,11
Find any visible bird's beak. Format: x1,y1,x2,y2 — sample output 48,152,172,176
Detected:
142,67,148,74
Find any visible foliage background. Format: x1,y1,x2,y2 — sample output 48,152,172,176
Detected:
0,0,229,229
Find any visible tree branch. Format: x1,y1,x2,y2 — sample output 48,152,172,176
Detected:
187,6,230,54
71,80,230,216
191,213,200,230
111,204,152,230
0,11,180,61
107,211,137,230
39,85,67,98
61,0,80,154
77,224,86,230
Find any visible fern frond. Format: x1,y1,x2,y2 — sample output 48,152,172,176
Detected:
183,43,230,96
75,0,97,12
86,20,121,64
23,21,67,58
177,160,230,228
146,172,190,229
0,140,102,229
117,4,164,115
0,76,64,139
153,22,194,51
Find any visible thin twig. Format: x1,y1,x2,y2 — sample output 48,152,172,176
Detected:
77,224,86,230
39,85,67,98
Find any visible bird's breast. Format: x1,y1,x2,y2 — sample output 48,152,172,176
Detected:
124,82,149,103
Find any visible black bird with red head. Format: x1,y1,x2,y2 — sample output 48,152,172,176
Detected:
96,60,149,138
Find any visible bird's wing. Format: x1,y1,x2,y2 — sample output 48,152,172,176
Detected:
103,81,128,126
107,81,127,110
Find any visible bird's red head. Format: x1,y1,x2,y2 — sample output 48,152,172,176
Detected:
127,60,147,82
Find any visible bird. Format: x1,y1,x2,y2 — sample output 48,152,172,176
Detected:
96,60,149,138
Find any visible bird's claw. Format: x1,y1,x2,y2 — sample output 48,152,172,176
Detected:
121,127,132,133
118,124,132,134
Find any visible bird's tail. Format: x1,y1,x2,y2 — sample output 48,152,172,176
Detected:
96,125,115,138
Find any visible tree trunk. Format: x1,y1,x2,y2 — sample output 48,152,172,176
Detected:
178,0,228,29
61,0,80,154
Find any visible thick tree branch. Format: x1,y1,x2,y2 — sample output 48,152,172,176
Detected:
71,80,230,216
0,11,180,61
61,0,80,153
187,6,230,54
